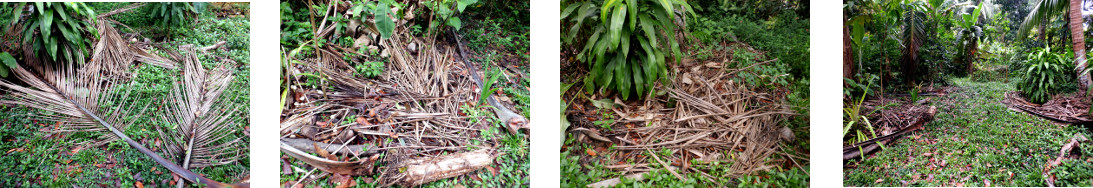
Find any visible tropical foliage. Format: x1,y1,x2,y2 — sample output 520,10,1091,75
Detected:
561,0,694,100
1018,46,1073,104
4,2,97,66
149,2,198,28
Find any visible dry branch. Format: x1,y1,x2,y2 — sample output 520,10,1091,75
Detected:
1043,134,1090,187
282,138,376,156
843,106,937,160
390,148,497,187
280,141,375,176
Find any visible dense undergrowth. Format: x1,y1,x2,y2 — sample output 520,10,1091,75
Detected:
0,3,250,187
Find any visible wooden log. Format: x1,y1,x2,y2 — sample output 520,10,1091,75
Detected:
397,148,496,187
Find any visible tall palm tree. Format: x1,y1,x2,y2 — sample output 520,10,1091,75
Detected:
1018,0,1089,93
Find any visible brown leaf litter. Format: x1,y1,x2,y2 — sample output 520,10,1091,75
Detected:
279,7,525,186
564,53,802,186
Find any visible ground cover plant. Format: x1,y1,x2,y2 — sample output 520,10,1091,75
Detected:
278,0,530,187
844,0,1093,186
560,0,809,187
0,2,251,187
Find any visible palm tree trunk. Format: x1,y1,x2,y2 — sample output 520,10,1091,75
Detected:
1069,0,1089,93
844,20,854,86
1041,21,1047,42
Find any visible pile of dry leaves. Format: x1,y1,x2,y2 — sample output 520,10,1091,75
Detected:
563,49,803,186
278,2,527,186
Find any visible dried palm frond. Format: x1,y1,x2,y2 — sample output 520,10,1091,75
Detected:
88,18,177,79
0,50,246,188
157,45,246,186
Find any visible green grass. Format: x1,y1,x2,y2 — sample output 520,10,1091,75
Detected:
844,77,1093,186
0,3,250,186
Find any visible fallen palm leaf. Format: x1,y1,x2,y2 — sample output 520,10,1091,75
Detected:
157,45,246,188
0,61,245,187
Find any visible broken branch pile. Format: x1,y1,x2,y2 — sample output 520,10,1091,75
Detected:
279,11,523,186
570,57,800,186
843,99,937,161
1002,92,1093,123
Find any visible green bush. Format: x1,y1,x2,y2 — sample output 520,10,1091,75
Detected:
562,0,694,100
346,0,401,38
5,2,98,65
422,0,478,32
149,2,198,29
1017,46,1073,104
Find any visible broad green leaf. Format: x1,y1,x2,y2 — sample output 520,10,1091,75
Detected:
608,6,626,52
351,5,364,16
601,0,620,24
639,15,656,47
0,52,16,68
457,0,478,12
375,2,396,38
561,3,581,20
447,17,462,31
627,0,636,30
590,98,616,110
40,8,52,39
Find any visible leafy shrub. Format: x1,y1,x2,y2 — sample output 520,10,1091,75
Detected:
279,2,313,50
422,0,478,31
562,0,694,100
1051,159,1093,187
354,61,384,78
1018,46,1073,104
346,0,401,39
149,2,197,29
5,2,98,65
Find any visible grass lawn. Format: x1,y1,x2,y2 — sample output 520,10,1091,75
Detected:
0,3,250,187
844,77,1093,187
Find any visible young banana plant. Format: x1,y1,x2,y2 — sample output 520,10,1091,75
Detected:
0,57,248,187
157,45,247,188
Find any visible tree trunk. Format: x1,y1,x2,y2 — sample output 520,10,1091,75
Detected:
1041,21,1048,42
844,20,854,87
1069,0,1089,93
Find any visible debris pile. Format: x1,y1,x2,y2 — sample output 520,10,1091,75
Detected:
279,20,526,186
566,53,801,186
844,98,937,160
1003,92,1093,123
